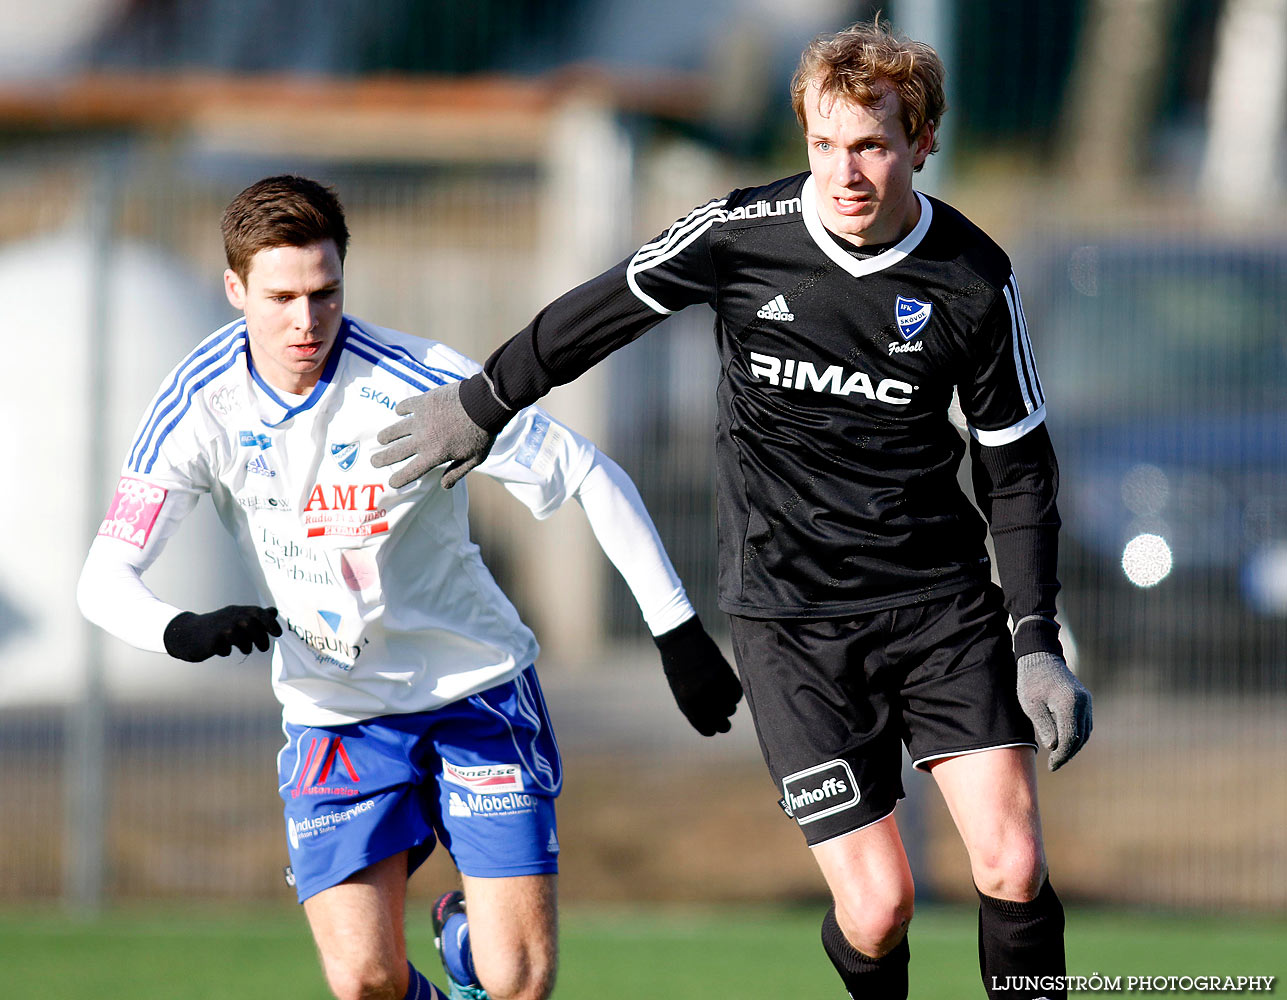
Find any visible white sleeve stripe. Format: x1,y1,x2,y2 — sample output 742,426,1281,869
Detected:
628,210,722,275
1007,275,1038,403
632,199,727,264
626,207,724,314
1002,282,1045,415
1008,275,1045,408
626,268,674,314
1010,277,1045,401
969,404,1046,446
1002,285,1035,414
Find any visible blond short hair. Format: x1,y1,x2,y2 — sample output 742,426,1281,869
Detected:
791,18,946,164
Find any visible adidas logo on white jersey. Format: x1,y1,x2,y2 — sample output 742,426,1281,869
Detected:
757,294,794,322
246,454,276,478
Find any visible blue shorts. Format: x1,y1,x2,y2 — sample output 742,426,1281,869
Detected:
277,666,562,902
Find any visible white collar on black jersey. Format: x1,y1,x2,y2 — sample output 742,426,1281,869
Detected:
801,175,932,277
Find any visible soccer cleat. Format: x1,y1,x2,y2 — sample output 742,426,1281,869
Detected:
446,980,489,1000
432,891,489,1000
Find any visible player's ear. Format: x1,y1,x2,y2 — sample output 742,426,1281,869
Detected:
912,124,935,167
224,268,247,311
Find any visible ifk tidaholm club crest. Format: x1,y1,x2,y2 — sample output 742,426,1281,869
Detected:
895,296,933,341
330,442,359,471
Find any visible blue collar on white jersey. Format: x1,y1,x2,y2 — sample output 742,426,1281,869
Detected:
251,319,350,427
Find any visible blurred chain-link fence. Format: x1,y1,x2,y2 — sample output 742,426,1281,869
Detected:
1,16,1285,912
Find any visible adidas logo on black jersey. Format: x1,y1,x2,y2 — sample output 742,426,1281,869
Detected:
757,295,794,322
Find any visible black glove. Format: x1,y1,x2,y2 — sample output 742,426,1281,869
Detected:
372,381,496,490
652,616,743,736
163,605,282,662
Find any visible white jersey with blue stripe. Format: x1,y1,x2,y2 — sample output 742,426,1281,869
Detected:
88,315,607,725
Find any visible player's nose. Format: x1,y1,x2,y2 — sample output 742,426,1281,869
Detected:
294,297,320,331
836,153,864,185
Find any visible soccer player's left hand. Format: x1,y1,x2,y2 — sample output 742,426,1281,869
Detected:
372,382,496,489
653,616,743,736
1016,651,1093,771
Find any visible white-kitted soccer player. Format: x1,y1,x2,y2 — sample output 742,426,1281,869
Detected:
77,175,742,1000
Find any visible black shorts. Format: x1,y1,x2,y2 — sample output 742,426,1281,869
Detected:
728,584,1036,846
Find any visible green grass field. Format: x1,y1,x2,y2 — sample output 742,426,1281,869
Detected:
0,904,1281,999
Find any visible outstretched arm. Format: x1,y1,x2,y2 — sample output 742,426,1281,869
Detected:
374,261,667,489
374,192,729,487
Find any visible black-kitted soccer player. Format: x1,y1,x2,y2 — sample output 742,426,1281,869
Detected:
373,19,1091,1000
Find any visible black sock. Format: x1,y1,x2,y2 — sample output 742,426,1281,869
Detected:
977,878,1066,999
820,904,910,999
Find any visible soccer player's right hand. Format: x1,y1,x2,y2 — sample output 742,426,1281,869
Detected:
653,616,743,736
163,605,282,662
372,381,496,489
1016,651,1093,771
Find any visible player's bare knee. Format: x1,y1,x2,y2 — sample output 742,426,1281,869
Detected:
478,949,557,1000
972,843,1047,901
836,895,913,958
480,969,556,1000
324,959,406,1000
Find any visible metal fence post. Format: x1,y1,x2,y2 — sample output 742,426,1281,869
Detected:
65,149,122,913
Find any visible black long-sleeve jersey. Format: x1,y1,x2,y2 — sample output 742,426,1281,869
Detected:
461,171,1063,656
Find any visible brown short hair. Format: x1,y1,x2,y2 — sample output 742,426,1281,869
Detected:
221,175,350,281
790,17,946,166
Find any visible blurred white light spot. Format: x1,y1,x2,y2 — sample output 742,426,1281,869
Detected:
1121,463,1169,515
1243,544,1287,614
1068,245,1100,297
1121,533,1173,588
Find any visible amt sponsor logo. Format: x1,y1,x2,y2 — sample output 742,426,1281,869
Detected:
304,484,386,512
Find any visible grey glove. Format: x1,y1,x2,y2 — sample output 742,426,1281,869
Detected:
371,381,496,489
1016,651,1093,771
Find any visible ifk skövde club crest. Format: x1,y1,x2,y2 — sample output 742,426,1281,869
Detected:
330,442,359,471
895,296,933,341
